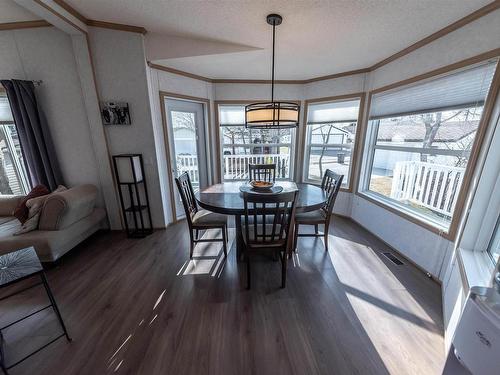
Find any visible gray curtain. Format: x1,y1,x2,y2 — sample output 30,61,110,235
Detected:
1,79,63,191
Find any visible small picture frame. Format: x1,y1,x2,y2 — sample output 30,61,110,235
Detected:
101,101,131,125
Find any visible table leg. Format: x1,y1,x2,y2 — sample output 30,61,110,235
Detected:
40,273,71,342
234,215,244,261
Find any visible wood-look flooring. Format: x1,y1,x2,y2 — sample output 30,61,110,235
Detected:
0,216,445,375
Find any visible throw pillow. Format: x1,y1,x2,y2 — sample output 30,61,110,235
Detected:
12,184,50,224
12,185,68,235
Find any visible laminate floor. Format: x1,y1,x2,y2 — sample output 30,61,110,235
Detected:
0,216,445,375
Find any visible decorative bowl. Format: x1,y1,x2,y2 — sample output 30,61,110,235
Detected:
249,180,274,190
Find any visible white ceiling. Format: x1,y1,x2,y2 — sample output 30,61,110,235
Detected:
0,0,41,23
20,0,500,79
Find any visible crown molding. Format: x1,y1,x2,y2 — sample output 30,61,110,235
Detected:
51,0,146,34
0,20,52,31
86,20,147,34
52,0,87,23
369,0,500,70
148,62,213,82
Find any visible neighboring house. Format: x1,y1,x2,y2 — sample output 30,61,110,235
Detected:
373,120,478,174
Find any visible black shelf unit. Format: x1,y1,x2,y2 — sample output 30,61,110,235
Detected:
113,154,153,238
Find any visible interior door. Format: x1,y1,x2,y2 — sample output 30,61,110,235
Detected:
165,98,208,219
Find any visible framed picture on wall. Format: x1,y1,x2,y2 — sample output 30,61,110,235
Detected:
101,101,131,125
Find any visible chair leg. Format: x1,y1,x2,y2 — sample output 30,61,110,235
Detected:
222,226,227,257
195,229,199,240
324,225,329,252
314,224,319,234
225,225,229,243
189,230,195,259
281,251,287,288
246,255,251,290
293,223,299,252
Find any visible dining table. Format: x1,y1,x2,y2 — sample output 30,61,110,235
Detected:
196,181,328,258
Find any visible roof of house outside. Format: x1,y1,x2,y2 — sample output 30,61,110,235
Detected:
376,120,479,142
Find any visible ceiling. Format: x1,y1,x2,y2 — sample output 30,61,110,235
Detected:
0,0,41,23
7,0,497,79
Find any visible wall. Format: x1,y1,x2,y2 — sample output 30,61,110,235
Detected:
0,26,103,203
352,8,500,279
88,27,166,228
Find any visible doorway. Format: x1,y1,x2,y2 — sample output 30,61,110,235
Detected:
164,98,208,219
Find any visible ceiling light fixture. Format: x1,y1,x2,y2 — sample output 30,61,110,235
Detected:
245,14,300,129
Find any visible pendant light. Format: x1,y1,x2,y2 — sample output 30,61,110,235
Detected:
245,14,300,129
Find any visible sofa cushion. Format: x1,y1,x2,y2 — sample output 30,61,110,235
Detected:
13,185,49,224
39,185,97,230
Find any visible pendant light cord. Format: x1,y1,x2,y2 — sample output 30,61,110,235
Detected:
271,21,275,102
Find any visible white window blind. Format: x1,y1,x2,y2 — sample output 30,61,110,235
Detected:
369,60,498,120
307,99,360,124
0,95,13,123
219,105,245,125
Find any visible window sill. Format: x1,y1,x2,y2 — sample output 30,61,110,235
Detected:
456,248,494,291
356,190,453,238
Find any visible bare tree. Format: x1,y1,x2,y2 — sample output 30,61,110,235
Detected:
418,110,465,162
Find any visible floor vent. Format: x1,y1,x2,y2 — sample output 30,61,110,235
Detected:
382,252,404,265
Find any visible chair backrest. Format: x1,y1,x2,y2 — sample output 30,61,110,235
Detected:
321,170,344,217
248,163,276,182
243,191,298,250
175,172,198,225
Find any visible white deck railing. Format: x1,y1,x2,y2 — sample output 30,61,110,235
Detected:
391,161,465,217
176,154,199,184
223,153,290,180
176,153,291,183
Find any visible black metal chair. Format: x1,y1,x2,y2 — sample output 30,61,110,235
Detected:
294,170,343,252
248,163,276,182
242,190,298,289
175,172,228,259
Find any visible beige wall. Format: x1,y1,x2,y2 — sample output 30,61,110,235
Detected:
0,26,103,203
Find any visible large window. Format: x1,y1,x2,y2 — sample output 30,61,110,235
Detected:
304,98,361,188
218,104,296,180
361,61,498,232
0,94,30,195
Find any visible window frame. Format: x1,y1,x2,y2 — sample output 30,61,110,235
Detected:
356,58,500,240
0,90,31,195
215,100,300,182
301,93,365,192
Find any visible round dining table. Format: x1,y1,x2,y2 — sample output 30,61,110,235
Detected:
196,181,328,257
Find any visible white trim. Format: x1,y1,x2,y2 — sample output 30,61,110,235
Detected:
359,190,450,232
457,248,494,290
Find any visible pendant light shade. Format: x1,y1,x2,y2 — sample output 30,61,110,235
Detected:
245,14,300,129
245,101,300,128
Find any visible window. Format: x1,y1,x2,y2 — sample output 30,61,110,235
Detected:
218,104,296,180
361,61,498,232
0,94,30,195
488,217,500,264
304,98,361,188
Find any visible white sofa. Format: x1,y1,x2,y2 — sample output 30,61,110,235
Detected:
0,184,107,262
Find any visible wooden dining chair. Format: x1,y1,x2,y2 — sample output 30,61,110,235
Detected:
248,163,276,182
294,170,343,252
175,172,228,259
242,190,298,289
